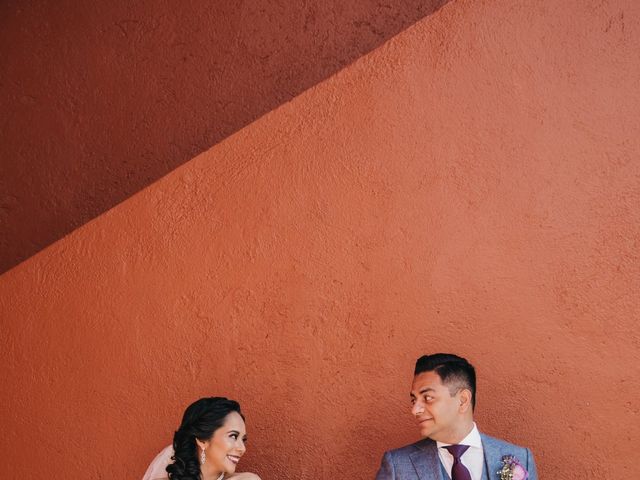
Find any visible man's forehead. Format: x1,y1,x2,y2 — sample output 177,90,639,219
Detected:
410,370,444,393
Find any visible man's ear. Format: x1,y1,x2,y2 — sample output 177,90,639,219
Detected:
458,389,472,413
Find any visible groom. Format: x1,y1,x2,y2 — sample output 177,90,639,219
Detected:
375,354,537,480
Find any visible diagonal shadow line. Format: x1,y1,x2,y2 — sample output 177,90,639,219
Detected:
0,0,453,275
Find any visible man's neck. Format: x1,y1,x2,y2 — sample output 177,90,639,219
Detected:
434,419,475,444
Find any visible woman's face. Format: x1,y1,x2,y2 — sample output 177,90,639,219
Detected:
198,411,247,476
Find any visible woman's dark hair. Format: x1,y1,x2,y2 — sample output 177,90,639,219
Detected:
167,397,243,480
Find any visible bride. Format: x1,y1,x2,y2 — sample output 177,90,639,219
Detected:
143,397,261,480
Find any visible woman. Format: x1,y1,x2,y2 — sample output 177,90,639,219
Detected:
143,397,261,480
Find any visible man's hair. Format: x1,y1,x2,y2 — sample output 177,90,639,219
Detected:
414,353,476,410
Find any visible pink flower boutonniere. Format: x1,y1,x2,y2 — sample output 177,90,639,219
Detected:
497,455,528,480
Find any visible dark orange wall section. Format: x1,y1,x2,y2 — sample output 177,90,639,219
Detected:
0,0,449,273
1,1,639,479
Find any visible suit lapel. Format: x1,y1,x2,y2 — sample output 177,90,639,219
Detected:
481,434,503,480
410,439,445,480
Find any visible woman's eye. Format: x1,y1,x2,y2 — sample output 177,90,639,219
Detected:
230,434,238,439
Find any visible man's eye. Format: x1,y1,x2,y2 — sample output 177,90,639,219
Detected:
425,396,434,402
410,398,416,405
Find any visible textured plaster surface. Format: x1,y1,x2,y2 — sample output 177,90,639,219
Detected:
0,0,449,273
1,1,640,479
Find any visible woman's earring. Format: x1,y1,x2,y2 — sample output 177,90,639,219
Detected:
200,447,206,465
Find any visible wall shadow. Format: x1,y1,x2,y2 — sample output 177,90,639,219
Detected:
0,0,451,274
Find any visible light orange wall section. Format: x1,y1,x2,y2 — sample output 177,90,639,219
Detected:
1,1,639,479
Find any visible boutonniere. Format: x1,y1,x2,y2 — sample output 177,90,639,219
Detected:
497,455,528,480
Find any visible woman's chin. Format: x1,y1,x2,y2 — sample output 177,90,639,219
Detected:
224,457,240,473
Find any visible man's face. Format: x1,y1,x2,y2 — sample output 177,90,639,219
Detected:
410,370,465,442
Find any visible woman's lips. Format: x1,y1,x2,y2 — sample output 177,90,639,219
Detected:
226,455,241,465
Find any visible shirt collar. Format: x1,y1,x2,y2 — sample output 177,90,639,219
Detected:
436,422,482,449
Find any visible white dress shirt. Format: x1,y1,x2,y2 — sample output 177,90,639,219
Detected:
436,423,484,480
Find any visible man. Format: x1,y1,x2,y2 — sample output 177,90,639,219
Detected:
375,354,537,480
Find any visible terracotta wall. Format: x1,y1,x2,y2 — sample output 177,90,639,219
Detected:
1,1,639,479
0,0,448,273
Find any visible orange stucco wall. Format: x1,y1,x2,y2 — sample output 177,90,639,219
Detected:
1,1,639,479
0,0,449,273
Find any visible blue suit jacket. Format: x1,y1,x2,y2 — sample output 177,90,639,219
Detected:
375,433,538,480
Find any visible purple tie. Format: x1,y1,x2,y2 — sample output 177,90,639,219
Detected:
444,445,472,480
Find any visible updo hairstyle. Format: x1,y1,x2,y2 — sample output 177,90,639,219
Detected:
167,397,243,480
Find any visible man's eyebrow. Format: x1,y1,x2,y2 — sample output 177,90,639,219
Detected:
410,387,436,397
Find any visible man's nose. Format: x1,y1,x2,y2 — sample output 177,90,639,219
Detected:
411,401,424,416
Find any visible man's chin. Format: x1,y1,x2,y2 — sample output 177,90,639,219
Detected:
417,421,435,438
